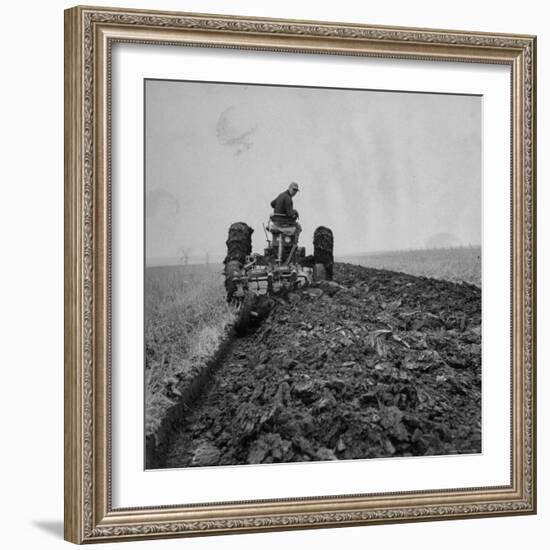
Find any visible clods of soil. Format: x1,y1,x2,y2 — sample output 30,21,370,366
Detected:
161,263,481,468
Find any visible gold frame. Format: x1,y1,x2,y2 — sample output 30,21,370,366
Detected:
64,5,537,544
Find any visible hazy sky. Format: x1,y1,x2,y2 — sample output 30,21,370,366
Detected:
145,79,481,265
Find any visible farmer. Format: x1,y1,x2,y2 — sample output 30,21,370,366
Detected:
270,182,302,241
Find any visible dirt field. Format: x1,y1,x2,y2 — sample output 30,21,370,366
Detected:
156,262,481,468
338,246,481,287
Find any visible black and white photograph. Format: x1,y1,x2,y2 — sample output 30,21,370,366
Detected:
144,78,482,469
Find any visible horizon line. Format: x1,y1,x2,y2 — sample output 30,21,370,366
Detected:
146,244,482,267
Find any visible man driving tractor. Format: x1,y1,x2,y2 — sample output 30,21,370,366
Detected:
269,181,302,242
223,180,333,333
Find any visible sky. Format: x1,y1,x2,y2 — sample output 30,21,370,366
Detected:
145,79,481,266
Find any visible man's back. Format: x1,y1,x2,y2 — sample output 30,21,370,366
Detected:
270,190,295,219
270,183,302,241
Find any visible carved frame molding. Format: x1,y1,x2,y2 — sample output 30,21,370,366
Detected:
64,6,536,544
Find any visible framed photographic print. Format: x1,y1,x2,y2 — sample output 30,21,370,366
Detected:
64,5,537,544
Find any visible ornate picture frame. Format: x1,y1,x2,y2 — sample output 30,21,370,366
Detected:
64,5,536,544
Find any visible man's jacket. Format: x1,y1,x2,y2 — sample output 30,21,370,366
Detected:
270,190,297,221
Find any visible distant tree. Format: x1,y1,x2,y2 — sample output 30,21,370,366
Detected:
178,246,192,265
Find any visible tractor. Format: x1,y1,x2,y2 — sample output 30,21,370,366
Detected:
223,217,334,335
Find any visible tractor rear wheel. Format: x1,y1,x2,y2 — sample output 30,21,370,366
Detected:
223,222,253,301
224,260,241,302
313,226,334,281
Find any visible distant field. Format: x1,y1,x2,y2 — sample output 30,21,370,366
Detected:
145,264,233,439
338,246,481,287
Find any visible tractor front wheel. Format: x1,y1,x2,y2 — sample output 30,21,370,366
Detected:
234,291,256,336
313,263,327,282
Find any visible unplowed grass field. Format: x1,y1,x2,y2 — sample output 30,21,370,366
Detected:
145,264,234,439
339,246,481,287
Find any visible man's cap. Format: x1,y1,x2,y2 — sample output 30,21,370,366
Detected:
289,182,299,192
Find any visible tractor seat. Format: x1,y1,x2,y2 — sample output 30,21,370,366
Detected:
268,219,297,236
